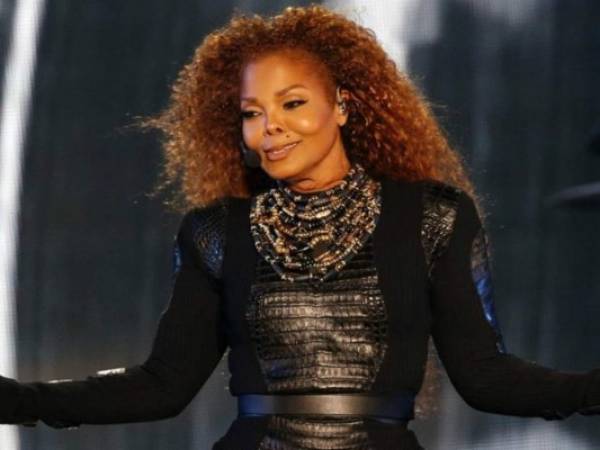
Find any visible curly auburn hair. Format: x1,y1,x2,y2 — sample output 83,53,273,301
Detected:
140,4,490,419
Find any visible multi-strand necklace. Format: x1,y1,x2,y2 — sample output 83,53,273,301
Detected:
249,163,382,282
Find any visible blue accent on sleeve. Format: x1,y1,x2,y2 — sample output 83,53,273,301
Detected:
471,227,507,353
172,238,183,281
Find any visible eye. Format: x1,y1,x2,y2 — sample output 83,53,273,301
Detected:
283,99,306,110
240,110,259,120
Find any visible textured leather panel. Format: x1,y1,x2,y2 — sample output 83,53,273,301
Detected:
246,237,388,393
420,181,461,280
258,415,374,450
471,227,507,353
173,201,228,280
421,181,506,353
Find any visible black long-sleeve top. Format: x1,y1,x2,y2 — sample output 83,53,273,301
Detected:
5,176,600,449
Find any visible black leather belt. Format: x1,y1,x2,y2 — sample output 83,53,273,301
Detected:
237,392,415,421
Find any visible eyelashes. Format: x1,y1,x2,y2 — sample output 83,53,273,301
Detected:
240,110,258,119
283,99,306,109
240,99,307,120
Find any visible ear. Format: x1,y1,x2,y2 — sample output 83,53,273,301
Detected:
335,87,350,127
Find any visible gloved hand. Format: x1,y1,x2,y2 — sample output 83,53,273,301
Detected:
579,368,600,416
0,374,26,424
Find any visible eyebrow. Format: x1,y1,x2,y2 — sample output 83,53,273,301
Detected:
240,83,307,103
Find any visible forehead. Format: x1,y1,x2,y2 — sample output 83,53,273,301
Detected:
240,50,332,98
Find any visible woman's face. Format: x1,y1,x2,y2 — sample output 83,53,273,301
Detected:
240,50,348,188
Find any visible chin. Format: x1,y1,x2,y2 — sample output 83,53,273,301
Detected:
262,160,302,182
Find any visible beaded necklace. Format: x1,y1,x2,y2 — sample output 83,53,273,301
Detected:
249,163,382,282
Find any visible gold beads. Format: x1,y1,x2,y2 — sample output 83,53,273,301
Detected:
249,163,382,282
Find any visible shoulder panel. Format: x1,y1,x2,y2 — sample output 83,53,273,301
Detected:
173,200,229,281
422,181,507,353
420,180,462,280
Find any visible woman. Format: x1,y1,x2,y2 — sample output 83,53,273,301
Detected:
2,5,600,449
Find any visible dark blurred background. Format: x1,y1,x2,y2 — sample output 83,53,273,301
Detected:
0,0,598,449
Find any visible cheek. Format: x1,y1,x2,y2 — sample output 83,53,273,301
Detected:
242,121,262,146
287,107,332,135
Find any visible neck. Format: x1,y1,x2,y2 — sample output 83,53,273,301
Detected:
284,142,352,194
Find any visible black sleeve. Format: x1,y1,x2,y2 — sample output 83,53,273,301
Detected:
10,208,228,428
430,190,600,420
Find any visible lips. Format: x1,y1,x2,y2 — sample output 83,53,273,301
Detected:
265,141,299,153
264,141,300,161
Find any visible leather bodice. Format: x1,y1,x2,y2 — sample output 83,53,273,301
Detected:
246,233,388,394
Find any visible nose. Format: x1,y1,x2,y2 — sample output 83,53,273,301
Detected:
263,112,285,136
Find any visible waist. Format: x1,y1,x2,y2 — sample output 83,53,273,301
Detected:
236,392,415,423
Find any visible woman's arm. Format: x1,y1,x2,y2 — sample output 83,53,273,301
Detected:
1,205,228,428
429,189,600,420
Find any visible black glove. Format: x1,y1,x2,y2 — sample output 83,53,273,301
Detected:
0,374,36,425
579,368,600,416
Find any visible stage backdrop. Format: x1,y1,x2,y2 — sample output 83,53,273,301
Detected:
0,0,598,449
